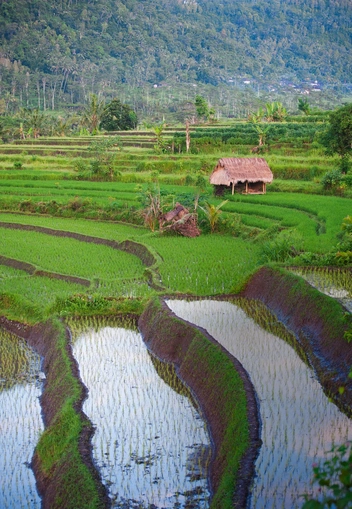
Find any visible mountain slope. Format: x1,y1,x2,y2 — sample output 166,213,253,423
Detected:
0,0,351,110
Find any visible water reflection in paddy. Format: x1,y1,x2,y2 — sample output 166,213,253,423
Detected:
167,300,352,509
290,268,352,312
0,329,43,509
71,325,211,509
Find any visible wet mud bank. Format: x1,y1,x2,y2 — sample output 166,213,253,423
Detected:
0,315,109,509
138,297,261,508
241,266,352,415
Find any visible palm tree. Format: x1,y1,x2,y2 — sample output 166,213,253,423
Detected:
20,108,47,138
81,94,105,134
265,101,287,122
298,98,310,116
200,200,228,233
153,122,166,152
250,116,269,147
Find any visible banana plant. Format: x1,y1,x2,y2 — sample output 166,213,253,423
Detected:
199,200,228,233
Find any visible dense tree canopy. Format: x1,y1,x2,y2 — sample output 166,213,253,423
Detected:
100,99,138,131
321,104,352,168
0,0,351,113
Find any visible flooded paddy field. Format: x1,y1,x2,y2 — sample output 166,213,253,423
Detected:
289,267,352,312
0,328,44,509
167,300,352,509
70,320,211,509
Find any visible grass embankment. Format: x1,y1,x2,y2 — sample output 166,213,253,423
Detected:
241,266,352,415
4,317,108,509
0,214,262,315
139,297,261,509
222,192,351,253
0,220,160,321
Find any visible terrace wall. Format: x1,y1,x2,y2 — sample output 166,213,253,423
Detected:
241,266,352,416
138,297,261,508
0,315,108,509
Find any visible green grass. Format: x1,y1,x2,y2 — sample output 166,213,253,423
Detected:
0,271,84,310
220,193,350,253
34,318,105,508
0,215,261,297
0,227,146,281
146,234,260,295
0,212,149,239
141,297,251,509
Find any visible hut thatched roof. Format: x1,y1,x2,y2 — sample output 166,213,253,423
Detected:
210,158,273,186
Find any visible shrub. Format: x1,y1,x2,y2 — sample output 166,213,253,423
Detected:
342,174,352,188
302,442,352,509
19,199,34,212
321,169,343,190
259,229,303,263
184,174,194,185
65,197,92,212
195,174,207,191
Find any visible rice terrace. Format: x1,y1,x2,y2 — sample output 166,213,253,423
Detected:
0,115,352,509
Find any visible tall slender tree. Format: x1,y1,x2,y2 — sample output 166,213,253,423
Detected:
81,94,105,134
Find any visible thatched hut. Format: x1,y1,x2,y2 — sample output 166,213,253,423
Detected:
210,157,273,195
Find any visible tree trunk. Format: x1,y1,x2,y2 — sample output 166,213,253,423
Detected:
42,78,46,111
37,80,41,109
51,81,57,110
186,120,190,153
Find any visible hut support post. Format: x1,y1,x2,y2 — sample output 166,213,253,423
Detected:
245,181,248,194
232,181,235,195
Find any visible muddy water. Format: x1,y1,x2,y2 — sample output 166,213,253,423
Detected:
71,326,211,509
0,332,43,509
167,300,352,509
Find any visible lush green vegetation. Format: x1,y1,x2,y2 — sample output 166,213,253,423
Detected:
302,442,352,509
0,114,350,508
34,318,106,509
0,117,351,318
140,297,251,509
0,0,351,121
0,228,145,279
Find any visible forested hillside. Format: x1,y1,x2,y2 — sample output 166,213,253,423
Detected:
0,0,351,113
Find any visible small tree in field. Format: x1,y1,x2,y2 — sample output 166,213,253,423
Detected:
320,103,352,173
200,200,228,233
195,95,215,122
264,101,287,122
152,122,168,153
298,98,311,115
20,108,47,138
100,99,137,131
87,136,122,180
81,94,105,134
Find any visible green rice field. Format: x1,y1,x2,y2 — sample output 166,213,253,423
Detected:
0,123,350,508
